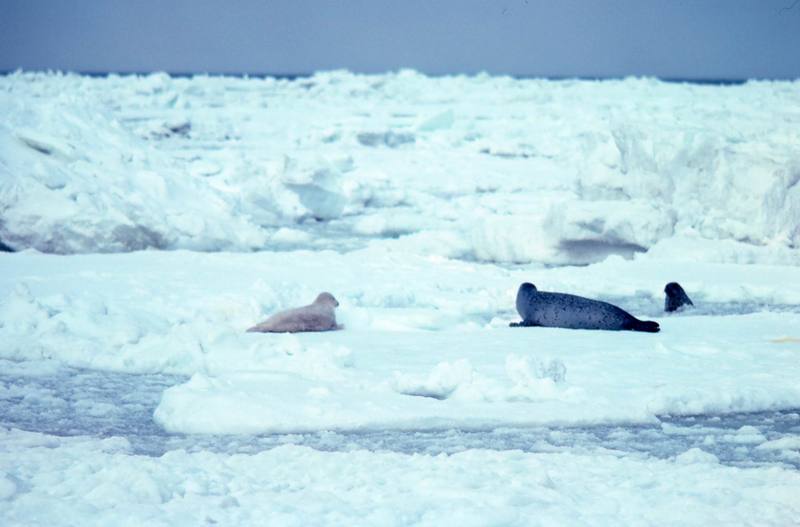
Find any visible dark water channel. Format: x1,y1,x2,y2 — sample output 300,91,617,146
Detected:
1,366,798,469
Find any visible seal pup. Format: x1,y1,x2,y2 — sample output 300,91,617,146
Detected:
511,282,660,332
247,292,341,333
664,282,693,312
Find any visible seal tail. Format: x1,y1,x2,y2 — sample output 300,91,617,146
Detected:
630,319,660,333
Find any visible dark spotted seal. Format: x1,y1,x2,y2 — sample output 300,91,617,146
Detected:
664,282,693,312
510,282,660,332
247,292,341,333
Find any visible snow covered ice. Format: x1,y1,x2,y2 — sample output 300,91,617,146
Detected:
2,71,799,261
1,71,800,525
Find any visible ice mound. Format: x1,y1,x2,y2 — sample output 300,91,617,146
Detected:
392,355,566,402
1,71,799,264
674,448,720,465
575,121,800,251
155,354,573,435
0,82,266,253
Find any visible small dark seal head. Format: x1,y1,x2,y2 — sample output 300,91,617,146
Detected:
664,282,693,312
247,292,341,333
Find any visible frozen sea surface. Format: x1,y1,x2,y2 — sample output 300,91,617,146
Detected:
2,71,800,525
2,365,798,469
2,71,799,265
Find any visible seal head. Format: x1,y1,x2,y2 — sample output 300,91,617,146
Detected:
515,282,537,319
247,291,341,333
314,292,339,308
664,282,693,312
512,282,660,332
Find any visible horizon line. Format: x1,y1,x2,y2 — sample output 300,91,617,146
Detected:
4,68,794,85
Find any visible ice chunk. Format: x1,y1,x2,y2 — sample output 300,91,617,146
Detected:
675,448,720,465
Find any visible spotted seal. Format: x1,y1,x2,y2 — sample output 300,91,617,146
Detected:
510,282,660,332
247,292,341,333
664,282,693,312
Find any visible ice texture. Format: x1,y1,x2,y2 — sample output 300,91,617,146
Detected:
1,71,799,264
2,427,800,526
2,70,800,525
2,250,800,436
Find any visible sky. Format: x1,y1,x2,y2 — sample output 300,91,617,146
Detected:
1,0,799,79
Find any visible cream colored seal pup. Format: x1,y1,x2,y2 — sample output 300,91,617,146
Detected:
247,292,341,333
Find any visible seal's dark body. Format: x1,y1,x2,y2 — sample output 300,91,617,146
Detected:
513,283,660,333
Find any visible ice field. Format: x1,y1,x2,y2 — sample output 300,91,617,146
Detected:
1,71,800,525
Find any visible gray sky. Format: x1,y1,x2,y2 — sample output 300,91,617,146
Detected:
1,0,799,79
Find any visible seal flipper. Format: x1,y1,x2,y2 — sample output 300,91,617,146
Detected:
629,319,660,333
509,320,540,328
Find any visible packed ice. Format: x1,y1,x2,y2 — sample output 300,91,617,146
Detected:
1,71,799,525
2,71,799,261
